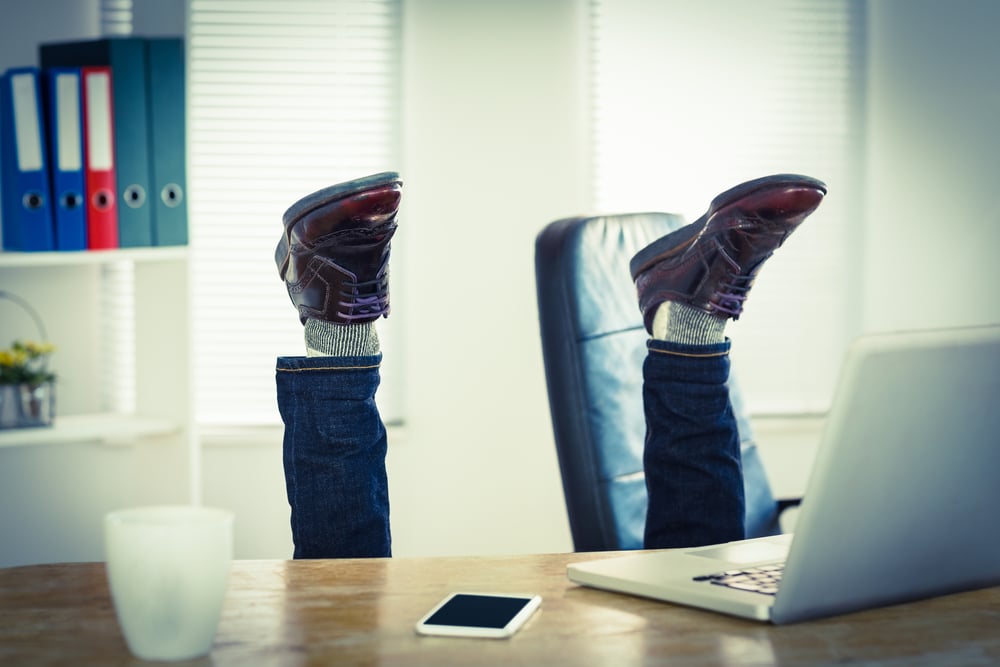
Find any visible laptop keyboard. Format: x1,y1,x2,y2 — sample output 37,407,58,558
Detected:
693,563,784,596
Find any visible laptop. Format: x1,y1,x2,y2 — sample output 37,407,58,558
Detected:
568,325,1000,624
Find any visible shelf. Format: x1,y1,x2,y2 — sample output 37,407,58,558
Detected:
0,413,181,448
0,246,188,268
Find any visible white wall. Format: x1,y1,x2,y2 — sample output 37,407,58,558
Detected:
862,0,1000,332
386,0,589,556
0,0,100,71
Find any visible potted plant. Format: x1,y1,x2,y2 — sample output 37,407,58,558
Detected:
0,291,56,429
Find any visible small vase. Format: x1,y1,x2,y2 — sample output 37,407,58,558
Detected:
0,381,56,429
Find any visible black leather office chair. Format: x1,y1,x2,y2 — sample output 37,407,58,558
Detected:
535,212,796,552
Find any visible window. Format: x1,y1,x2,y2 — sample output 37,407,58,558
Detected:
591,0,865,413
101,0,136,414
187,0,403,425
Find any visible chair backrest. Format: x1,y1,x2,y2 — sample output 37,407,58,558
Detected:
535,212,780,551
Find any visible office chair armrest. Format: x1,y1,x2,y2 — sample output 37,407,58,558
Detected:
776,497,802,516
775,496,804,534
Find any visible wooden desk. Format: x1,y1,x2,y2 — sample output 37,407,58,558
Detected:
2,552,998,666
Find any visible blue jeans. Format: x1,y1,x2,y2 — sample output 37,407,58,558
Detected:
276,342,743,557
642,339,745,548
276,355,391,558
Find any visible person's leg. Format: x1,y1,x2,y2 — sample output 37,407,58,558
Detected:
277,354,390,558
642,338,743,548
274,172,402,558
633,174,827,548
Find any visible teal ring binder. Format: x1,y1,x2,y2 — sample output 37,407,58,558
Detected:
161,183,183,208
124,184,146,208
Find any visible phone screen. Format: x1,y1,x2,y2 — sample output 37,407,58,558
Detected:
415,593,542,638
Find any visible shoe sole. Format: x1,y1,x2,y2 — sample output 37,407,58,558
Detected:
629,173,827,279
282,171,402,225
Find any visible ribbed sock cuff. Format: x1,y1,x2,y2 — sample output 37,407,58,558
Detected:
651,302,727,346
305,319,381,357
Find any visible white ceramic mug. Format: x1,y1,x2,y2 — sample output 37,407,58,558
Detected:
104,505,234,661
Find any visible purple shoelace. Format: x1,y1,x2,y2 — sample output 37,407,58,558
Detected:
705,241,754,319
708,274,751,319
337,271,390,322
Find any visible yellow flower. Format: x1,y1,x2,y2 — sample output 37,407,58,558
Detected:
0,339,56,386
24,341,55,355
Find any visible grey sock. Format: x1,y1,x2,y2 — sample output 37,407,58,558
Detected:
651,302,727,345
305,319,380,357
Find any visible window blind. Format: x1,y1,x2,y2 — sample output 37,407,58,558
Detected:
187,0,403,425
590,0,865,414
101,0,136,414
100,0,134,35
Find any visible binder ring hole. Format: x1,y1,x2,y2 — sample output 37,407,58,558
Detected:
22,191,45,210
124,184,146,209
161,183,183,208
93,189,114,211
62,192,83,210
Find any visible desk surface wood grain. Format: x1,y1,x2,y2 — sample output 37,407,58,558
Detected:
2,553,999,666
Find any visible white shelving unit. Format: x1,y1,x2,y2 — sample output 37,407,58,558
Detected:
0,247,192,447
0,413,180,448
0,247,195,567
0,246,187,268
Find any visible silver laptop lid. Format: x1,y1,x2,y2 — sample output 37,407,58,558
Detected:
771,325,1000,624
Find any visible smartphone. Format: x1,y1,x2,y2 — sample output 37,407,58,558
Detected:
414,592,542,638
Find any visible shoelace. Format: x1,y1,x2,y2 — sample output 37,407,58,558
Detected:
706,241,753,319
709,273,752,318
337,272,390,322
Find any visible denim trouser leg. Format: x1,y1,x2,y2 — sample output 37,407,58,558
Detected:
276,355,391,558
643,339,745,549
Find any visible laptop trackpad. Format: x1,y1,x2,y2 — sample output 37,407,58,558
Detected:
691,537,791,565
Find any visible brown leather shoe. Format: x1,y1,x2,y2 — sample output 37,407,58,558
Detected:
275,172,402,324
631,174,826,332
